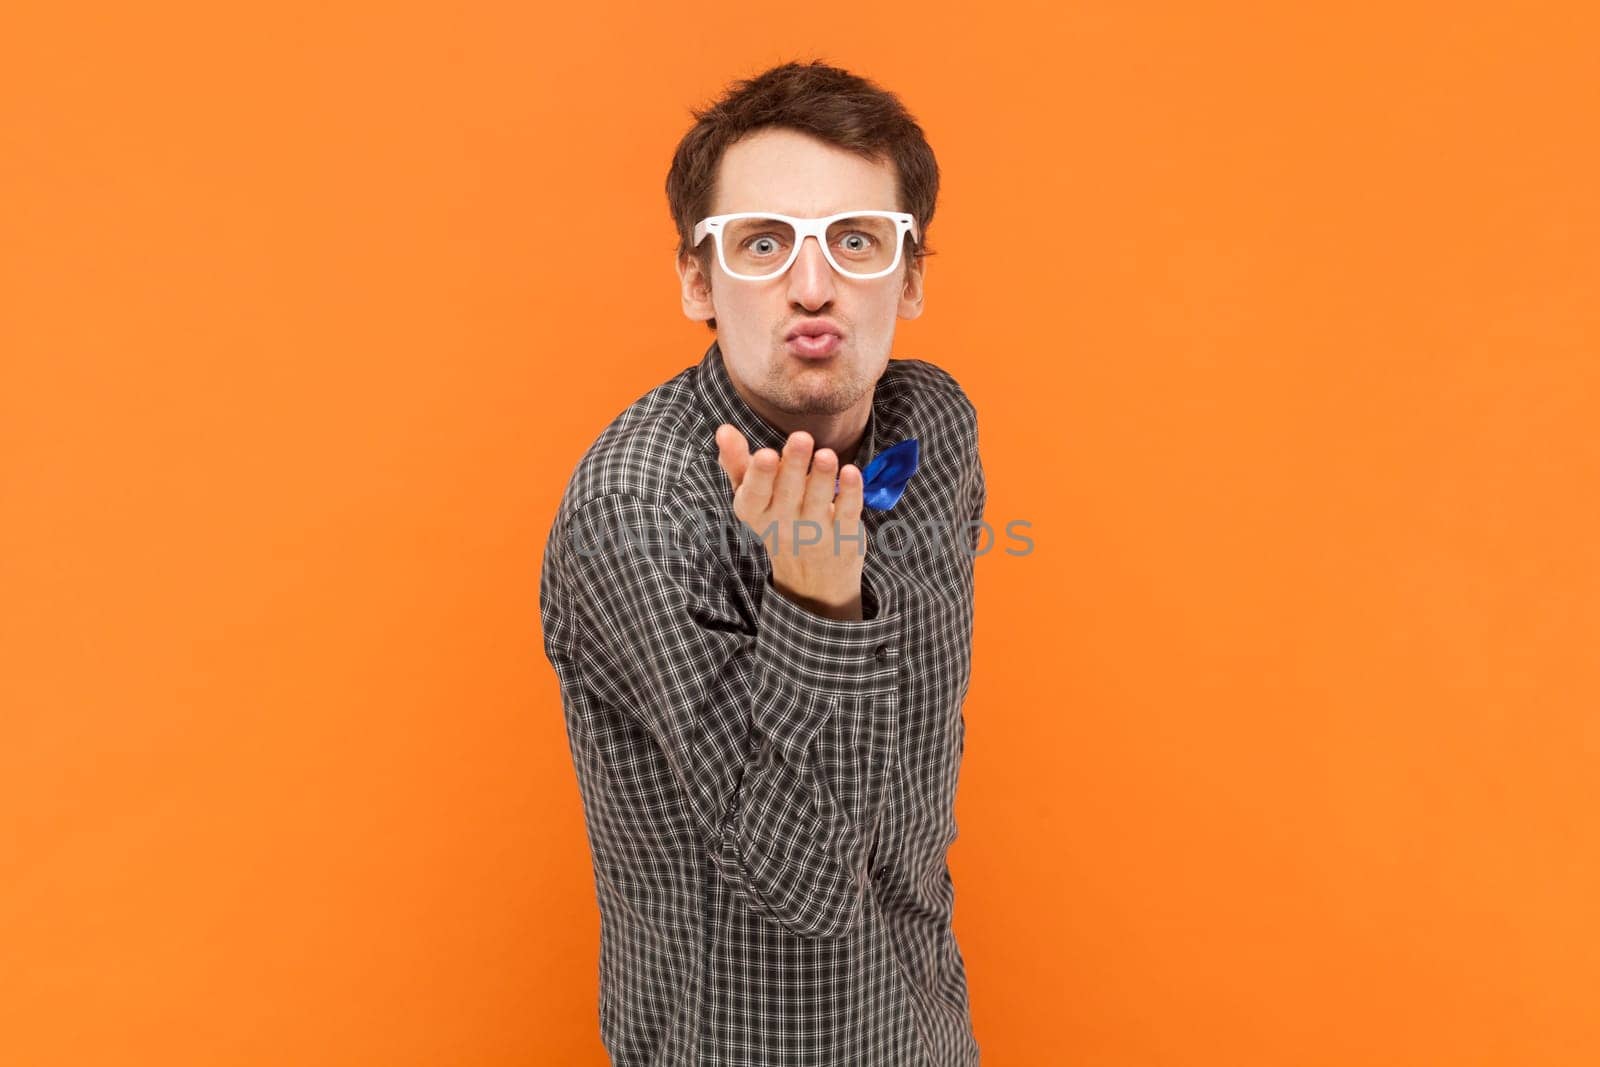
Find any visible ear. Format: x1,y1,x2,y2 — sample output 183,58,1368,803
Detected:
677,251,716,324
897,253,926,320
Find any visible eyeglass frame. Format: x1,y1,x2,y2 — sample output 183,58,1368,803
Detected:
692,210,921,282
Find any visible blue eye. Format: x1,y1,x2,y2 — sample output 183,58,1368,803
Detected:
739,230,790,257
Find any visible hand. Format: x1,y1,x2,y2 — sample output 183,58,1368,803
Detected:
715,423,868,621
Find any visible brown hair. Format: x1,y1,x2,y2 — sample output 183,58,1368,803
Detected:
665,60,941,331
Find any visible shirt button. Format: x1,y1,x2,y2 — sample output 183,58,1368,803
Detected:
874,643,894,661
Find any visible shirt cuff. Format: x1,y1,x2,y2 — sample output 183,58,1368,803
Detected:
752,570,903,760
757,571,902,687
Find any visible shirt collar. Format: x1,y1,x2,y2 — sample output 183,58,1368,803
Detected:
695,339,879,471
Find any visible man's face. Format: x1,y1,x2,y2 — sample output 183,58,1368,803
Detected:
677,126,926,420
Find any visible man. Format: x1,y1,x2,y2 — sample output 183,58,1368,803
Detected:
540,60,985,1066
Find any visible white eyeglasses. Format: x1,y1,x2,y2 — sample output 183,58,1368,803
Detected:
692,210,919,281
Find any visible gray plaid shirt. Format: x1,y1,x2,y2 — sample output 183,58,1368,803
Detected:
540,339,984,1065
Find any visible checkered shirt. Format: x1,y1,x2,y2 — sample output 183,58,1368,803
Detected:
539,339,985,1065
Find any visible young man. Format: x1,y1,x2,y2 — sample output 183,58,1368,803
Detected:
540,60,985,1065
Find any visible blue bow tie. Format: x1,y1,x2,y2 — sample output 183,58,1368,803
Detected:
836,437,919,510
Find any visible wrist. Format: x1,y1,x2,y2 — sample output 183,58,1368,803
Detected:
768,575,864,621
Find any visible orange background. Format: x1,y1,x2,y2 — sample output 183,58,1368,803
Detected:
3,2,1597,1064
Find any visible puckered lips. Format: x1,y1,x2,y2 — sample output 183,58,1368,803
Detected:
785,319,843,359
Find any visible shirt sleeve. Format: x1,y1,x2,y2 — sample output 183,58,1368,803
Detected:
968,451,986,553
546,491,903,941
965,400,986,552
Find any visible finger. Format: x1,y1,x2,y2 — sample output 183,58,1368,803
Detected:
833,462,865,535
800,447,837,518
716,423,751,491
769,431,813,517
736,446,780,516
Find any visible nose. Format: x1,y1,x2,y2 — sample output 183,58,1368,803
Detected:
786,233,836,308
